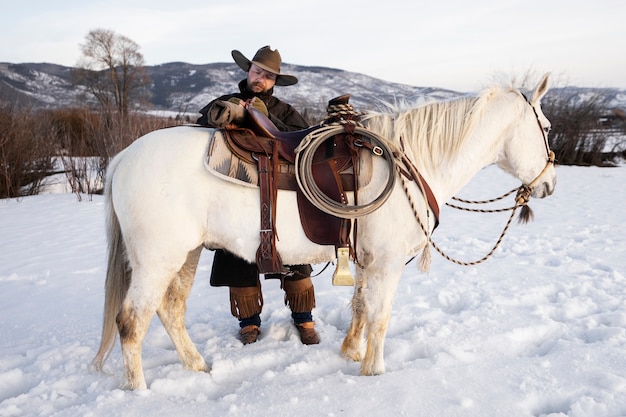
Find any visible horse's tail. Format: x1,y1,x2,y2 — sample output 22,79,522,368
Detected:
92,153,131,372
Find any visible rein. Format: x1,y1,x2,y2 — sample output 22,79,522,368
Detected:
403,181,534,270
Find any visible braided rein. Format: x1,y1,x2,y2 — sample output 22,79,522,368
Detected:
401,172,536,268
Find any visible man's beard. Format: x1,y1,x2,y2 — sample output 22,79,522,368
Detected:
249,82,265,93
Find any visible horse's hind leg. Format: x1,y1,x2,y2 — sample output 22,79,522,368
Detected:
156,246,209,373
117,257,195,389
117,287,158,390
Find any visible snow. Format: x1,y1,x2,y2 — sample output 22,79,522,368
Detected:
1,163,625,417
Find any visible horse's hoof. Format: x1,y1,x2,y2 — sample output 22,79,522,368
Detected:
341,344,362,362
360,362,385,376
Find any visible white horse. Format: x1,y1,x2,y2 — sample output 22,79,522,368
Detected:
93,73,556,390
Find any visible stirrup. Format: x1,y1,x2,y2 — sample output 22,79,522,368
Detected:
332,247,354,286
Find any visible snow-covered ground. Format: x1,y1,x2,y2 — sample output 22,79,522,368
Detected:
1,163,625,417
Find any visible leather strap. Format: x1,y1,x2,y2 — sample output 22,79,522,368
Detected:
399,153,440,227
255,152,285,274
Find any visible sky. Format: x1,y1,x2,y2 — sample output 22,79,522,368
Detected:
2,163,626,415
2,0,625,92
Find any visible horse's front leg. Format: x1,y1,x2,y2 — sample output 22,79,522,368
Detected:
341,273,367,361
359,262,403,376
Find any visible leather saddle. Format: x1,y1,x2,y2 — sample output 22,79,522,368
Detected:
224,110,317,165
222,102,358,275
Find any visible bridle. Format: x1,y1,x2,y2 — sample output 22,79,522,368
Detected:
521,92,556,193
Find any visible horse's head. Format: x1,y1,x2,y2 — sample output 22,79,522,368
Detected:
496,73,556,198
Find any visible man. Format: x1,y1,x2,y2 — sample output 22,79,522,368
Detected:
197,46,319,345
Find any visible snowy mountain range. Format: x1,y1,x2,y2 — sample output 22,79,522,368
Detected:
1,61,625,117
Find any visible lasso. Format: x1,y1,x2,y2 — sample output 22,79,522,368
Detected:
294,114,397,219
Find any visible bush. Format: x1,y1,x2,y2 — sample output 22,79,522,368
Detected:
0,104,56,198
0,105,182,199
542,88,620,166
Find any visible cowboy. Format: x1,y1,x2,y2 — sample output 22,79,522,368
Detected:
197,46,319,345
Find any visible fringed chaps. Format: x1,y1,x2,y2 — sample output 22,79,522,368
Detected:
283,277,316,313
230,284,263,319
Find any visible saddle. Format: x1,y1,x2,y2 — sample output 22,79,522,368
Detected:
222,98,359,276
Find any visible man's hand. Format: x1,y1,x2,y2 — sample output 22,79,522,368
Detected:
208,99,246,127
246,97,269,117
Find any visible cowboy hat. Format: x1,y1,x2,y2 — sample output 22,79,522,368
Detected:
231,46,298,86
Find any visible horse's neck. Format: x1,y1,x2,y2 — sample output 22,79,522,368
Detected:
430,140,499,204
417,106,511,204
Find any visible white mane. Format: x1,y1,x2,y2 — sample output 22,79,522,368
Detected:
363,85,520,170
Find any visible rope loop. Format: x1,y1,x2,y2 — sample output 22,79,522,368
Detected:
295,126,397,218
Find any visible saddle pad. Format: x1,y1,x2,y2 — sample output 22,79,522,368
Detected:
205,130,259,188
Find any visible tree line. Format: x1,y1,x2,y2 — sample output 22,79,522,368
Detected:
1,29,624,199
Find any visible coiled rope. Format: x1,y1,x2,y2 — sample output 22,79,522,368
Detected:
294,103,398,219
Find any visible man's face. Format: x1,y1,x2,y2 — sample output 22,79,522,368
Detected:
247,64,277,93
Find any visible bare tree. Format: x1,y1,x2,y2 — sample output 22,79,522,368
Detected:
73,29,151,116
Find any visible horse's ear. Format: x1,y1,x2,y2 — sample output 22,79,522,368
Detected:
531,72,550,104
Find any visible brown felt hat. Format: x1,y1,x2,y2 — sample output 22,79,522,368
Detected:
232,45,298,86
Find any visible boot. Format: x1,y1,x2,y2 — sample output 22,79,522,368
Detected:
295,321,320,345
230,285,263,345
239,325,260,345
284,278,319,345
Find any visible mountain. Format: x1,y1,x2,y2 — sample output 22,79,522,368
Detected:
0,62,460,117
1,62,625,118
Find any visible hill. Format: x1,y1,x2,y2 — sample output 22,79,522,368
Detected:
1,62,625,121
0,62,460,117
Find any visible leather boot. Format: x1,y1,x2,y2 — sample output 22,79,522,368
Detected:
230,285,263,344
239,325,260,345
295,322,320,345
283,278,319,345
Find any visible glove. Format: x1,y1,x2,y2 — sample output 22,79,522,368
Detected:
207,99,246,127
247,97,269,117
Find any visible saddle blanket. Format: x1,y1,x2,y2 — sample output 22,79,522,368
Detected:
205,129,259,188
204,129,300,190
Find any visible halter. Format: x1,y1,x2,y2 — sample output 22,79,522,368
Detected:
517,92,556,205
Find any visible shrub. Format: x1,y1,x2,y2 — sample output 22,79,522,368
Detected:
0,105,182,199
0,104,55,198
543,88,620,166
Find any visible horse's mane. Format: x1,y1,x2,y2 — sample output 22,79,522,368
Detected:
363,85,516,167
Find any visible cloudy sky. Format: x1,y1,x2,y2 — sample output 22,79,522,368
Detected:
2,0,624,92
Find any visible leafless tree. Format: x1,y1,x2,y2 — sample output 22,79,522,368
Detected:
73,29,151,116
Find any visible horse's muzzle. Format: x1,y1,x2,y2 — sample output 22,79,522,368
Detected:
531,179,556,198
